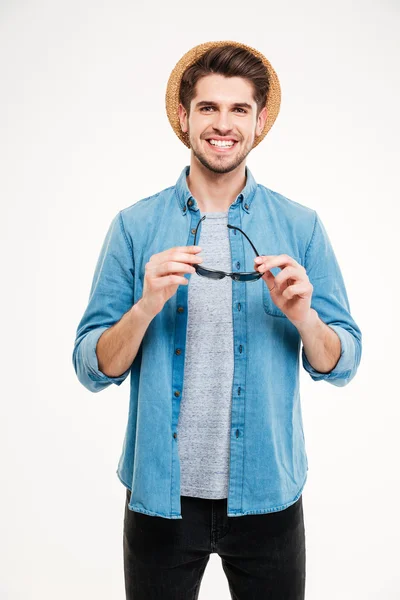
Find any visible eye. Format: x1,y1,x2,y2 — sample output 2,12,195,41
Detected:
200,107,247,113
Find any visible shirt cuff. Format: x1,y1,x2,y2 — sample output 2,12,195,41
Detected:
82,326,131,385
302,324,354,379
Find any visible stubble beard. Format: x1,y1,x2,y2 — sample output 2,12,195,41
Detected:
188,130,255,175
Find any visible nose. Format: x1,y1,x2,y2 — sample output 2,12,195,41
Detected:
212,109,234,134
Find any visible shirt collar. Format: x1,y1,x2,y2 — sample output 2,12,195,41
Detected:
175,164,258,215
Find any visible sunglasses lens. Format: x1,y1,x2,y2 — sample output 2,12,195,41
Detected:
196,266,225,280
234,273,262,282
195,265,261,282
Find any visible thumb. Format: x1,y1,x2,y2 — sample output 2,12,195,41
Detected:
262,270,276,292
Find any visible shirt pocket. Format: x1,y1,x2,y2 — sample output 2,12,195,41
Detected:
262,255,303,318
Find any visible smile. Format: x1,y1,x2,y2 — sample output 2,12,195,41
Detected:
205,139,238,153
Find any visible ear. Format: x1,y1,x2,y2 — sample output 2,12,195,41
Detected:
178,103,188,133
257,106,268,135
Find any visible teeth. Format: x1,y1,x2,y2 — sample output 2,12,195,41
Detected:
209,139,235,147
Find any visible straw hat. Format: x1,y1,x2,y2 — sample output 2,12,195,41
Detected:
165,40,281,149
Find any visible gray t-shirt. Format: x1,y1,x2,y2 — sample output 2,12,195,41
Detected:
177,210,234,499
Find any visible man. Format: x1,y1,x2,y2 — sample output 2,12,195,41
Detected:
72,41,362,599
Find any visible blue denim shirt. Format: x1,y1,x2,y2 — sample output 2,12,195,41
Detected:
72,165,362,519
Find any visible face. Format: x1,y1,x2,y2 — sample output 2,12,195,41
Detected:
178,74,267,174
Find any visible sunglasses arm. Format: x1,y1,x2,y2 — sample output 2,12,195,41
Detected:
192,217,261,264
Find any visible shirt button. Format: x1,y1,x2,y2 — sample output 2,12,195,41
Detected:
177,306,184,313
174,391,180,397
236,261,240,269
239,345,243,353
175,348,182,355
244,204,249,209
191,228,196,234
188,199,194,207
173,432,177,439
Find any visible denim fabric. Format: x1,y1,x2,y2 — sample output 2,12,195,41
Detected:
123,487,306,599
72,164,362,519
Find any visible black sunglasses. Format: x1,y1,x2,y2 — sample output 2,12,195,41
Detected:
192,215,263,282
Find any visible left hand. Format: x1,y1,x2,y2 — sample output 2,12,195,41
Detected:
254,254,313,325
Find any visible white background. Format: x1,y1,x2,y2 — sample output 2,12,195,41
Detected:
1,0,399,598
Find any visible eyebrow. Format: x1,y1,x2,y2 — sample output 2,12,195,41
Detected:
195,101,252,110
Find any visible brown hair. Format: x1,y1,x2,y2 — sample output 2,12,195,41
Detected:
179,44,270,119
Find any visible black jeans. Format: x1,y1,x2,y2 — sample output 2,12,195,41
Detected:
123,488,306,599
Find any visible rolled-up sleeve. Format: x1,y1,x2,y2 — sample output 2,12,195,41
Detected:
72,211,134,393
301,211,362,387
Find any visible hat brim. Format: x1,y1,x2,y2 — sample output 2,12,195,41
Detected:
165,40,281,149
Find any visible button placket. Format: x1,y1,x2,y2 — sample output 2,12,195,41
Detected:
226,207,248,516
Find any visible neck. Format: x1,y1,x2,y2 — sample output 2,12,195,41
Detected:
186,157,246,213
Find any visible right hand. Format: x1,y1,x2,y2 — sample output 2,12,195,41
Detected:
138,245,203,318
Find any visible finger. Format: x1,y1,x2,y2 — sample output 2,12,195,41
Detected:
254,254,299,270
148,260,197,277
282,283,312,299
181,246,203,252
174,246,203,254
274,266,305,289
149,249,203,266
152,274,190,288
